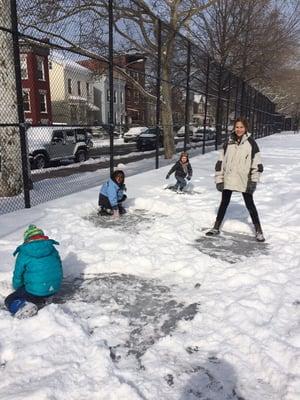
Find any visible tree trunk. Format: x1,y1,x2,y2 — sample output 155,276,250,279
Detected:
0,0,23,197
161,56,175,159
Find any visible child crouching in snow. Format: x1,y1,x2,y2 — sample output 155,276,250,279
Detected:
166,151,193,192
5,225,63,319
98,170,127,217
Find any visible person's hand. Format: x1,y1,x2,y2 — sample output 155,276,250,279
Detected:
247,181,257,194
112,209,120,219
216,182,224,192
166,174,170,179
187,176,191,181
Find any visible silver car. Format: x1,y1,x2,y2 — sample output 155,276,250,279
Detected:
27,126,93,169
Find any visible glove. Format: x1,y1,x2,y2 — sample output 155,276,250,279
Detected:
216,182,224,192
166,174,170,180
112,209,120,219
187,176,191,181
247,181,257,194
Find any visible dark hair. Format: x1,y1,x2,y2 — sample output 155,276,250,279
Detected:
112,170,125,184
234,117,249,131
179,151,189,162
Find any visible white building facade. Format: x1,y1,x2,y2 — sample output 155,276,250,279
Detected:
49,57,101,125
93,73,126,128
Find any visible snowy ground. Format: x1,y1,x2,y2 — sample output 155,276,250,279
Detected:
0,132,299,400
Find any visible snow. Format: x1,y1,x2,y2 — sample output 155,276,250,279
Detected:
0,132,299,400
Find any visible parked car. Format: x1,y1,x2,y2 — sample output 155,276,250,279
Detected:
123,126,148,143
27,126,93,169
176,125,198,138
191,127,215,142
136,128,164,151
89,125,120,139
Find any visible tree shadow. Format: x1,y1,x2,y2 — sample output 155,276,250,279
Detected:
180,354,245,400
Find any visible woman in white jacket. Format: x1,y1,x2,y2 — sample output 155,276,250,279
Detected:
206,117,265,242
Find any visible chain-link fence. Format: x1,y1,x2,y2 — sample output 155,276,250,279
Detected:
0,0,284,215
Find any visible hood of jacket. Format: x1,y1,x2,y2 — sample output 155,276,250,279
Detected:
13,239,59,258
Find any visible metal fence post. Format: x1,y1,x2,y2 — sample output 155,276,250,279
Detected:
184,41,191,152
225,72,231,141
258,94,263,137
251,89,256,137
215,64,223,150
202,56,210,155
11,0,31,208
234,76,239,119
108,0,114,176
240,80,245,116
155,19,162,169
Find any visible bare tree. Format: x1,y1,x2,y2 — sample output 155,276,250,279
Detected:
0,0,23,197
18,0,218,158
190,0,300,83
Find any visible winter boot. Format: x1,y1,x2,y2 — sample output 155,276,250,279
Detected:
254,224,265,242
98,207,113,216
14,302,38,319
205,220,221,236
118,205,127,215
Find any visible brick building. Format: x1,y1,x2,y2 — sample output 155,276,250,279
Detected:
20,40,52,125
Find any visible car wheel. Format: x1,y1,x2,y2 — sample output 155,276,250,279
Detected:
34,154,47,169
75,149,87,163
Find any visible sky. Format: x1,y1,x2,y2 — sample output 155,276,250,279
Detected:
0,131,299,400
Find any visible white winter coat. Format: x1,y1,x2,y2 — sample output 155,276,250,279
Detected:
215,132,263,193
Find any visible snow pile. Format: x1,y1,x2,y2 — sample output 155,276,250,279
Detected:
0,133,299,399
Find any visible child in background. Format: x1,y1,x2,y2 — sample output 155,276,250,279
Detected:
166,151,193,192
98,170,127,217
5,225,63,319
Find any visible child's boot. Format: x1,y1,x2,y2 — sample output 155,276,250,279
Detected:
14,301,38,319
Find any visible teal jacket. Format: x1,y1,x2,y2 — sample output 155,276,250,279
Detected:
12,239,63,296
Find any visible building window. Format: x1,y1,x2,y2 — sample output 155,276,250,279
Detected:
86,82,89,97
70,105,77,122
114,90,117,103
22,89,30,112
36,56,45,80
20,54,28,79
120,91,124,104
114,112,117,124
107,89,110,102
77,81,81,96
39,91,47,113
68,78,72,94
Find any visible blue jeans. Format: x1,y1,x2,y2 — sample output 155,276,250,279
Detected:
175,177,187,190
5,287,48,315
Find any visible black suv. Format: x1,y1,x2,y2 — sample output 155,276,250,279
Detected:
27,126,93,169
136,128,164,151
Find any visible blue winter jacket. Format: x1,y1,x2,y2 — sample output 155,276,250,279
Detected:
100,178,125,209
12,239,63,296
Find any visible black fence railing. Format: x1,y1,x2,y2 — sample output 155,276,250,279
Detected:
0,0,286,215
